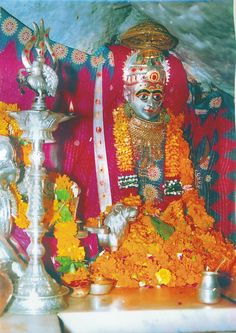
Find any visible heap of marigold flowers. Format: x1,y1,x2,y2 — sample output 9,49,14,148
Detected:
90,189,236,288
90,104,236,288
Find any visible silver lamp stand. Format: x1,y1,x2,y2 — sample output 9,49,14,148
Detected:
8,20,70,314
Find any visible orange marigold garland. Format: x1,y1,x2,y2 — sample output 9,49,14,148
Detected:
113,105,134,172
10,183,30,229
164,112,194,185
43,173,87,285
164,113,182,179
113,105,194,186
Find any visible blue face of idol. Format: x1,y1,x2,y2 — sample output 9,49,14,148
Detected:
124,66,165,122
126,81,164,121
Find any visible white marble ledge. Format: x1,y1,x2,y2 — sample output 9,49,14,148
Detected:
58,287,236,333
0,313,61,333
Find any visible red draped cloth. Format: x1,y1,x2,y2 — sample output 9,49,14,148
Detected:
0,8,235,243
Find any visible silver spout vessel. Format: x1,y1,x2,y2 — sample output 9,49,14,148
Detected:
198,271,221,304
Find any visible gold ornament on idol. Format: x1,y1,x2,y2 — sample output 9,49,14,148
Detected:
128,113,166,163
120,21,178,56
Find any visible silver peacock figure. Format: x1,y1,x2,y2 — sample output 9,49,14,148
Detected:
17,19,58,111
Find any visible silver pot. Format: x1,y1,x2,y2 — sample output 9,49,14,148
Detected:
198,271,221,304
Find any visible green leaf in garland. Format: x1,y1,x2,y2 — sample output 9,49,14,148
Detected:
55,256,85,274
55,189,70,201
60,206,72,222
56,256,73,273
151,216,175,241
74,261,85,269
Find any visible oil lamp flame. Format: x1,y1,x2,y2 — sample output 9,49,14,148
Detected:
69,101,74,113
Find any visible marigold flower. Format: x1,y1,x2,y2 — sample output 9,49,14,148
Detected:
155,268,172,285
22,144,32,165
57,240,85,262
54,221,77,238
62,267,89,285
122,194,142,207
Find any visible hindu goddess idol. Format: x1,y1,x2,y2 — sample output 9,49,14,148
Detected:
87,22,236,287
107,22,194,210
62,21,193,220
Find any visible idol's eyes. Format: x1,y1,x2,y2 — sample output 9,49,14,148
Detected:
135,89,162,102
136,90,149,102
152,92,162,102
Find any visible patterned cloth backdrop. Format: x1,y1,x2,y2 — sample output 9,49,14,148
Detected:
0,8,235,243
185,83,236,242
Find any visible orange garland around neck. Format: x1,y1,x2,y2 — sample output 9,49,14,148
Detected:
113,104,194,186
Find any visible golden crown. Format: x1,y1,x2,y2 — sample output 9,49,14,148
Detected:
120,21,178,56
121,22,175,87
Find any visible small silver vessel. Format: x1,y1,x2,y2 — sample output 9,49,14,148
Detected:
198,271,221,304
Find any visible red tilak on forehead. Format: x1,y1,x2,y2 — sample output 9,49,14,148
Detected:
147,71,161,83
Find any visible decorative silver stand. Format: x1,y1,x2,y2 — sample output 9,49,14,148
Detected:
8,20,70,314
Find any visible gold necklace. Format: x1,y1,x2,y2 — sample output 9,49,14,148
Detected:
128,115,166,165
